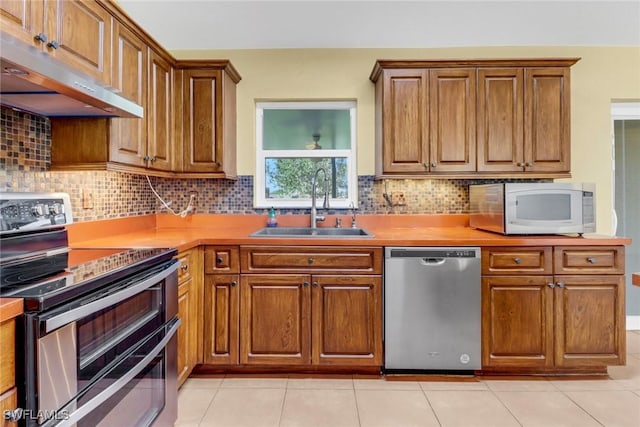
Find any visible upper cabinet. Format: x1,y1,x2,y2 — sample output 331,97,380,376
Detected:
1,0,112,85
175,62,241,178
371,59,579,179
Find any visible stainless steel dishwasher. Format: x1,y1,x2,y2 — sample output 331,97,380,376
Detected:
384,247,481,372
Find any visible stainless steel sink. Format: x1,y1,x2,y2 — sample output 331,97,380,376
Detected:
250,227,373,238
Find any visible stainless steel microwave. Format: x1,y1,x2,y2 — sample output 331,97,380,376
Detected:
469,183,596,235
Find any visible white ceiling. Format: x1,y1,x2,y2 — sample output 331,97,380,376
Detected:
116,0,640,50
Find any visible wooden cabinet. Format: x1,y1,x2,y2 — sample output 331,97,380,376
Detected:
0,307,18,426
1,0,112,85
202,246,383,368
371,59,578,178
146,49,174,171
372,67,475,176
477,66,571,174
481,246,626,372
176,248,202,387
175,61,241,178
203,246,240,364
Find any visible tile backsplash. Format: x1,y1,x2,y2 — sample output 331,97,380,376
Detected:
1,107,541,222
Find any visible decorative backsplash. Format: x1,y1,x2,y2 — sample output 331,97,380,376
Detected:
1,106,543,222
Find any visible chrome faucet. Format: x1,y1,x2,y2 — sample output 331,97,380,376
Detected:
349,201,357,228
310,167,329,228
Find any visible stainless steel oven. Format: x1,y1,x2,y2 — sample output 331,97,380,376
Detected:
0,193,180,427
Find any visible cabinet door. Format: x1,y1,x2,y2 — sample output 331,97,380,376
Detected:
0,387,17,427
182,69,224,173
379,69,430,175
429,68,476,172
524,67,571,173
177,278,198,387
482,276,554,368
477,68,524,172
109,22,147,167
203,274,239,365
554,275,625,367
147,49,174,171
0,0,44,47
240,275,311,365
45,0,112,85
311,275,382,366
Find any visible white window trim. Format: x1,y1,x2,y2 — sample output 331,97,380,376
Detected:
255,101,358,209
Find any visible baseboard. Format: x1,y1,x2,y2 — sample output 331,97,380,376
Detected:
626,315,640,330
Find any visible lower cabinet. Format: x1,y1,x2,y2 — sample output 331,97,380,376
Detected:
176,248,202,387
202,245,383,368
482,246,626,372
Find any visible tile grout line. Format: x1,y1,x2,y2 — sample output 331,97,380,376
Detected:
352,383,363,427
195,386,220,427
560,390,606,427
277,386,288,427
419,385,443,427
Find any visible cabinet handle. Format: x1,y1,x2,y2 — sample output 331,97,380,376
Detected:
34,33,47,43
556,282,565,288
517,162,524,167
513,257,521,264
525,162,534,167
307,258,314,265
216,162,222,167
303,281,310,287
231,280,237,287
587,257,596,264
47,40,59,49
423,162,429,168
150,156,157,162
181,264,188,271
430,162,437,168
216,257,223,264
312,282,318,288
548,283,555,288
143,155,151,161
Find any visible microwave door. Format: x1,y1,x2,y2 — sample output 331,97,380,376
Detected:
506,189,584,234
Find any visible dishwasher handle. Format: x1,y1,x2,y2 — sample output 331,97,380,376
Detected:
419,258,446,266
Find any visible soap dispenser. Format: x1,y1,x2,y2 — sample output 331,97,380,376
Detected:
267,207,278,227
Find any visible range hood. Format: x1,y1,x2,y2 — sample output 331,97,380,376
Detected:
0,33,143,118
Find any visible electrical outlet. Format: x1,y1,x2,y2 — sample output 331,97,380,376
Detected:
82,188,94,209
391,192,406,206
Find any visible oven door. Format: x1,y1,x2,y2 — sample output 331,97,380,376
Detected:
22,260,178,427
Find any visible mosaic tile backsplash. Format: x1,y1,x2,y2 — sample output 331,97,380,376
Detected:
1,107,543,222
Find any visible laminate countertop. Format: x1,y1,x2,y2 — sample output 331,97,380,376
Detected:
68,214,632,251
0,298,23,323
633,273,640,286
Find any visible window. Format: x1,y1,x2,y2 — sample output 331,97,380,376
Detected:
255,101,357,208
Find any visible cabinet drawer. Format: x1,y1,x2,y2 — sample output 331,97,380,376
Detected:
554,246,625,275
204,246,240,274
176,249,197,284
482,247,552,275
241,246,382,274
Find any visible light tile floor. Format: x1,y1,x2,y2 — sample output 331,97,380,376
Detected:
177,331,640,426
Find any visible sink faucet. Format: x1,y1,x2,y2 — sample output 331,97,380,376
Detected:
349,201,357,228
310,167,329,228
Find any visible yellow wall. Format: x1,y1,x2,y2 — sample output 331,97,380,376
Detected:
173,47,640,235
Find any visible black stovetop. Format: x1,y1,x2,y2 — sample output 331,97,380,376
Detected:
0,247,176,311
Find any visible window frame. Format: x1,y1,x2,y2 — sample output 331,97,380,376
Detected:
254,100,358,209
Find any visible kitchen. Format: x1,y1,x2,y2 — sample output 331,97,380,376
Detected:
1,1,640,426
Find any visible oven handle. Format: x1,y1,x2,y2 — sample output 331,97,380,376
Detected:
48,317,181,427
44,261,178,333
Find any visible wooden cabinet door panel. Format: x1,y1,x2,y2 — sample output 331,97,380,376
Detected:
312,275,382,366
203,274,239,365
477,68,524,172
183,69,223,173
0,387,17,427
429,68,476,172
46,0,112,85
524,67,570,173
381,69,429,174
554,275,625,367
177,279,197,386
0,319,16,394
240,275,311,365
0,0,43,47
109,22,146,167
147,50,173,171
482,276,554,368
